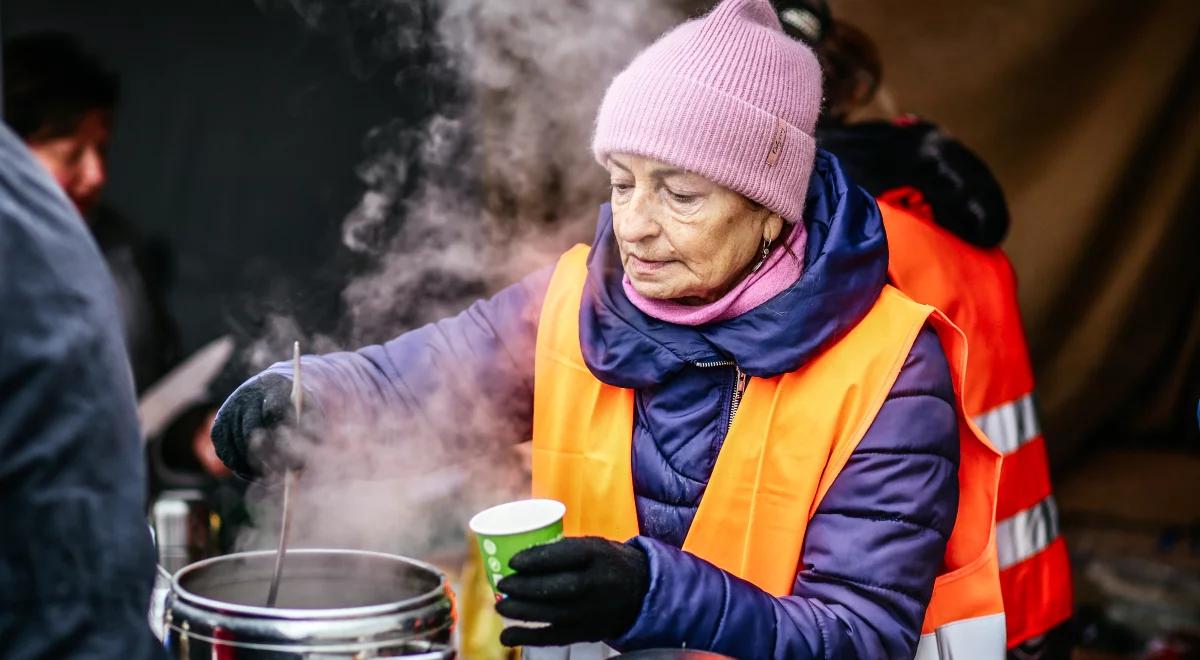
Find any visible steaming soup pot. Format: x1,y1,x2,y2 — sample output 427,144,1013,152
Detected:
164,549,455,658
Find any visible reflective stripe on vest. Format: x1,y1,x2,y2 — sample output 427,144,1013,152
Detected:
522,642,618,660
997,495,1060,570
914,613,1008,660
977,395,1062,538
974,394,1040,455
973,397,1064,569
531,244,1005,659
880,196,1075,645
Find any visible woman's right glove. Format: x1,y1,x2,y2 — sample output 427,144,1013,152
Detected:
210,373,322,480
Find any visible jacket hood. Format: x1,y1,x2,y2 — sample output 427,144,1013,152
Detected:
817,119,1010,248
579,148,887,387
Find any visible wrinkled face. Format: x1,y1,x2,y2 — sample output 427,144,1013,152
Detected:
27,108,111,218
607,153,783,304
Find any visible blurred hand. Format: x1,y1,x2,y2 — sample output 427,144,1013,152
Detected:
191,408,230,479
495,536,649,647
210,373,322,480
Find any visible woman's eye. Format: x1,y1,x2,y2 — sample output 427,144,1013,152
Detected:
668,190,697,204
610,182,633,195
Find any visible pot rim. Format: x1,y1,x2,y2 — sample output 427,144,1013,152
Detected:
171,548,449,620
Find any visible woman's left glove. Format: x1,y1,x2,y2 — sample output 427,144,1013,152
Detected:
495,536,649,647
210,374,322,480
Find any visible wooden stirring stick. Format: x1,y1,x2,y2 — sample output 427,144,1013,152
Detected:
266,341,301,607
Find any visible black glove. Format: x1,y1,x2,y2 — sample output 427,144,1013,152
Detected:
495,536,649,647
210,373,322,480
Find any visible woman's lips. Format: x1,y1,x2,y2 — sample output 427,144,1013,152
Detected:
627,254,671,275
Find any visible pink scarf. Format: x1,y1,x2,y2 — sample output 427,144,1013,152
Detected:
622,223,808,326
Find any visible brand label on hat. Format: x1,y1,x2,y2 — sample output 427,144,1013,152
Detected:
767,119,787,166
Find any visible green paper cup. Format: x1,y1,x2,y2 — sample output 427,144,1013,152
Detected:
469,498,566,599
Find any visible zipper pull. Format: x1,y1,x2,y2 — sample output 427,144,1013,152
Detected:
730,366,748,418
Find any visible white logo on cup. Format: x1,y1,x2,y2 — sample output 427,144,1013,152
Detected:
488,557,502,572
483,539,497,555
492,573,504,585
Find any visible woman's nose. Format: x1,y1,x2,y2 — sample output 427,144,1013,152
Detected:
614,192,661,244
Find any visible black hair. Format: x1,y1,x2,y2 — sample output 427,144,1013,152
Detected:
774,2,881,124
811,21,882,125
3,32,119,141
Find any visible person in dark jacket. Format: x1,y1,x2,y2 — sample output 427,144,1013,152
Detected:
778,1,1076,655
212,1,1002,657
3,31,179,392
776,0,1011,247
0,121,164,658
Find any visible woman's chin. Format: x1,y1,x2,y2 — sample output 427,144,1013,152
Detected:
626,277,679,301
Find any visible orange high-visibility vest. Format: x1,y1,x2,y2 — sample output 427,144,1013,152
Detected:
532,244,1006,659
879,189,1074,647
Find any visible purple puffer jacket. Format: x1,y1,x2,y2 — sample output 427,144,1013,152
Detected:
249,150,960,659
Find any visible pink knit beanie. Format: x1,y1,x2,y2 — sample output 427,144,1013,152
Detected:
593,0,822,224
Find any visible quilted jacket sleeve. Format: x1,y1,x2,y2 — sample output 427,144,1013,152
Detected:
611,326,960,659
241,265,552,448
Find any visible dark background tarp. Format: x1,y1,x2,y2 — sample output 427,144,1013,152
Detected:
4,0,1198,469
831,0,1200,463
3,0,428,351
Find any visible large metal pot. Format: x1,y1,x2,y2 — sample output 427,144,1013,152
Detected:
164,549,455,658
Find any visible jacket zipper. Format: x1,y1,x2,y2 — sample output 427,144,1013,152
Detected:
730,366,748,418
694,360,749,431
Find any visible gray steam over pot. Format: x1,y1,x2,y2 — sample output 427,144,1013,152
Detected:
164,549,455,658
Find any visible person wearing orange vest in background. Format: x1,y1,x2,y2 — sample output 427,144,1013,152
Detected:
777,1,1075,656
212,1,1006,657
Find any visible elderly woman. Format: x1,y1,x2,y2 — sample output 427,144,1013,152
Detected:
212,0,1004,657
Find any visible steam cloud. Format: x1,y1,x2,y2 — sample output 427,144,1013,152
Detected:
237,0,709,562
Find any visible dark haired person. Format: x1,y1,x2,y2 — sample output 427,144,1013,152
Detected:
777,2,1075,657
3,32,178,392
0,119,165,657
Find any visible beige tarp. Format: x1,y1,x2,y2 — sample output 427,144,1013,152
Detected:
834,0,1200,462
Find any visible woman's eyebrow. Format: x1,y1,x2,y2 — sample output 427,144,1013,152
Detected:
648,166,689,181
607,157,633,174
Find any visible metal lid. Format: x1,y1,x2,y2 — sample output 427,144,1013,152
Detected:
171,548,448,620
